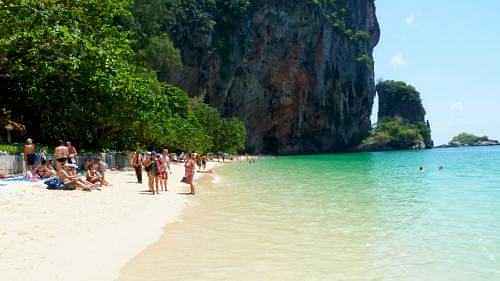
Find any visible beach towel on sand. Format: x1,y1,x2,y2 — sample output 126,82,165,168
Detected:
45,178,64,190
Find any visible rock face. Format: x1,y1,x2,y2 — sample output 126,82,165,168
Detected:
376,80,433,148
170,0,380,154
377,80,426,124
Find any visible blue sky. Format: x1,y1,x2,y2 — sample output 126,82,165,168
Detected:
373,1,500,145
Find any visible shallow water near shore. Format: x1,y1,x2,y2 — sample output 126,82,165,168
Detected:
119,147,500,281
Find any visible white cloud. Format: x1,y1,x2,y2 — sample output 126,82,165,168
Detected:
451,101,464,113
390,52,407,68
405,14,416,25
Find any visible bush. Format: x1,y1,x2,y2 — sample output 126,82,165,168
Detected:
0,144,23,154
362,118,428,150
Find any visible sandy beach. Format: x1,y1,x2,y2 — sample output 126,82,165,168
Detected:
0,161,218,281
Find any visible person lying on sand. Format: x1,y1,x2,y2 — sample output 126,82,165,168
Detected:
58,164,98,191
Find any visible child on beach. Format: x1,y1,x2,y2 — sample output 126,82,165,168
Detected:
86,163,110,187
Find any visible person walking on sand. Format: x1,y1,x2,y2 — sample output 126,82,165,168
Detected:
184,153,196,195
131,151,143,184
201,155,207,171
150,153,160,195
158,152,168,192
143,152,154,193
23,138,36,173
161,149,171,173
54,140,69,171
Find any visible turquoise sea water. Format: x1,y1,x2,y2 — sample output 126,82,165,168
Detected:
121,147,500,281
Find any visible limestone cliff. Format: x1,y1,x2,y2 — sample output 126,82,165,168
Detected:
168,0,380,154
377,80,426,124
376,80,433,148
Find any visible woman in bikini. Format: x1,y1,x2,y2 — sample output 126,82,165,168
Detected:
184,153,196,195
66,141,78,164
157,155,167,192
149,153,160,195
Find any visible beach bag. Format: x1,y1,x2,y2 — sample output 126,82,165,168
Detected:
45,178,65,190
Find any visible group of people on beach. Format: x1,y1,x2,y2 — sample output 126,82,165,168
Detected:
131,149,198,195
22,138,229,194
23,139,109,191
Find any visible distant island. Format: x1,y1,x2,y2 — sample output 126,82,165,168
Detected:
437,133,500,148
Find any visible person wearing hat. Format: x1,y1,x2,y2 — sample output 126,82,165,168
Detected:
23,138,37,174
58,163,97,191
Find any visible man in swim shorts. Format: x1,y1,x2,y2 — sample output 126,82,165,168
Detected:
23,138,36,173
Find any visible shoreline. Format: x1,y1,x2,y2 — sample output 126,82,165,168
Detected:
0,161,220,281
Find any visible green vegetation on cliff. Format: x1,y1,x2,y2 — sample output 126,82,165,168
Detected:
374,80,433,149
0,0,246,153
361,118,431,150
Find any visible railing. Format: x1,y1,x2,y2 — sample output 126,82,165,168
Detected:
0,154,24,176
0,152,132,176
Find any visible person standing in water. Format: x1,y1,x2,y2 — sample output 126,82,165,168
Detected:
184,153,196,195
23,138,36,174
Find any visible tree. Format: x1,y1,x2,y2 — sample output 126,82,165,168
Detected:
214,118,247,154
0,0,247,153
361,117,427,150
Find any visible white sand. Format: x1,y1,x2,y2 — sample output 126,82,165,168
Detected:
0,162,217,281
